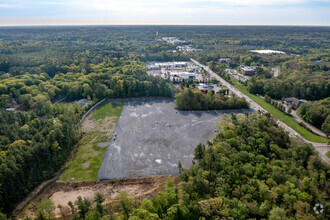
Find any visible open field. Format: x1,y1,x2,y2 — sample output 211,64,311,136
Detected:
230,78,328,143
98,98,253,180
59,101,124,181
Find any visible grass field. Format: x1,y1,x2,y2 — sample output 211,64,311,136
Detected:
326,151,330,158
91,102,123,120
230,79,328,143
59,101,124,181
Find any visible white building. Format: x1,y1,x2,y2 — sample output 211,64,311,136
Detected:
154,62,188,69
170,71,195,80
250,50,285,54
186,66,200,72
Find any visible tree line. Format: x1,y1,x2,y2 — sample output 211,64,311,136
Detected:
175,88,249,110
0,108,79,213
297,97,330,133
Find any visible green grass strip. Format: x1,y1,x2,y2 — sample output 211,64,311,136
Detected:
230,78,328,143
59,102,124,181
91,102,124,120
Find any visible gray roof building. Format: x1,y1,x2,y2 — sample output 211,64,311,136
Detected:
284,97,307,108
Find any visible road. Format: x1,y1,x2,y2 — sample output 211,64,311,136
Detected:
191,58,329,164
290,109,327,138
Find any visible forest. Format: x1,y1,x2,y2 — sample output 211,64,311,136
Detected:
208,55,329,101
0,57,173,213
175,89,248,110
297,98,330,133
0,26,329,218
26,114,329,220
246,59,329,100
0,27,174,214
0,107,78,213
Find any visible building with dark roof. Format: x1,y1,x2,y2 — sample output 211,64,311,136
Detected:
240,66,257,76
219,58,232,63
284,97,307,109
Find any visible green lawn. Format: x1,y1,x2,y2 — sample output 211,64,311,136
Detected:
59,101,124,181
230,78,328,143
91,102,123,120
59,132,108,181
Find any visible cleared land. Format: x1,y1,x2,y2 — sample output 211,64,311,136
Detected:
59,101,124,181
23,176,173,217
230,78,328,143
98,98,252,180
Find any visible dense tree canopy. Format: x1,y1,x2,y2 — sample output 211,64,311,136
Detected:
30,113,329,220
0,25,329,218
175,89,248,110
297,98,330,133
0,107,79,212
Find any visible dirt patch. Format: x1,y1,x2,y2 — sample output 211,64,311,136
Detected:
50,184,147,215
82,162,90,169
82,115,117,137
23,176,172,218
97,142,108,148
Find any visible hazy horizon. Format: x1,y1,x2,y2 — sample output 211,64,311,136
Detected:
0,0,329,26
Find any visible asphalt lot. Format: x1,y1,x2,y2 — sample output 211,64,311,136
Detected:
98,98,252,180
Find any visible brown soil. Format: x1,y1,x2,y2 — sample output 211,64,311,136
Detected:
81,114,117,137
24,176,175,218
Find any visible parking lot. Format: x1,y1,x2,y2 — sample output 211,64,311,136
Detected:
225,68,249,82
98,98,252,180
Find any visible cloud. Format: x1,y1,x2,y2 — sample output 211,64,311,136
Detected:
0,3,20,8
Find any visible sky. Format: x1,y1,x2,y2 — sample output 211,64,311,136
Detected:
0,0,329,26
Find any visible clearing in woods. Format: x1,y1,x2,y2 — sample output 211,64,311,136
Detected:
23,176,174,217
59,101,124,181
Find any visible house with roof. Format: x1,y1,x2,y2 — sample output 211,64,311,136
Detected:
284,97,307,109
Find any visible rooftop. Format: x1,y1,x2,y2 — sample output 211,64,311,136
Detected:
250,50,285,54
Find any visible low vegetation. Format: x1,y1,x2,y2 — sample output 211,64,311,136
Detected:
326,151,330,158
59,102,124,181
175,88,249,110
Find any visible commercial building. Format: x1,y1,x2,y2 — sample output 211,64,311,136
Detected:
197,84,215,94
250,50,285,54
153,62,188,69
240,66,257,76
170,72,195,80
219,58,232,63
186,66,200,72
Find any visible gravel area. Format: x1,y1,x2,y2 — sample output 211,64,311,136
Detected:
98,98,252,180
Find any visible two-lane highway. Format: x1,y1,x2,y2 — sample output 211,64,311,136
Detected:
191,58,330,164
